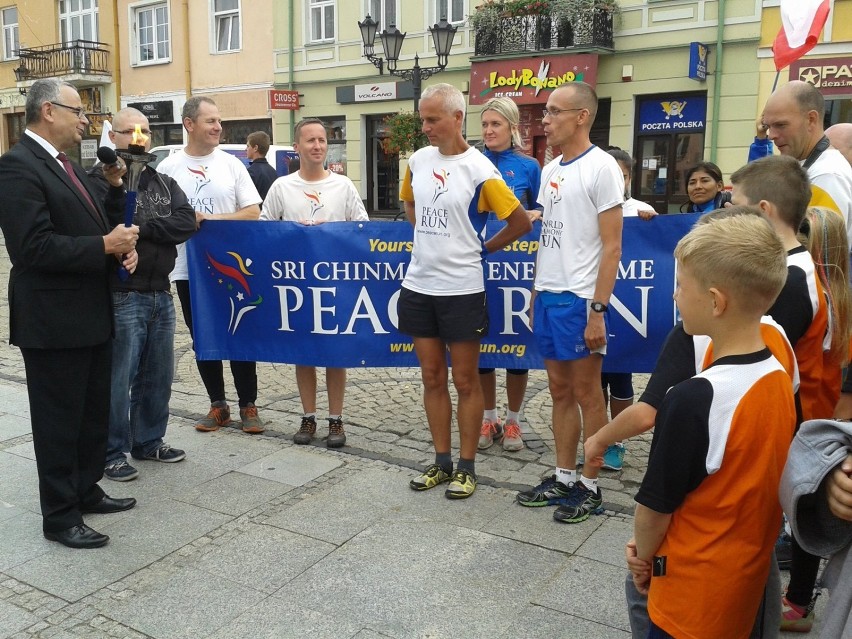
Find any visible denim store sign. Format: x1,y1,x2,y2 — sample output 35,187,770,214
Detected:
187,215,699,372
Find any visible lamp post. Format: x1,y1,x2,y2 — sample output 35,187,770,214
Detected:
358,15,458,112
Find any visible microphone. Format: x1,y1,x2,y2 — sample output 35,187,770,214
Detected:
97,146,118,167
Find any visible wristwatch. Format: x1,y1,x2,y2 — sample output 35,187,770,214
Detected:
590,301,608,313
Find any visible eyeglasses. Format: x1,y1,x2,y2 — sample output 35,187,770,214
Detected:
113,128,153,136
50,101,87,119
541,107,584,118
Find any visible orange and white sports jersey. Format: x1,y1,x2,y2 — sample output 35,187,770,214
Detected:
693,315,799,393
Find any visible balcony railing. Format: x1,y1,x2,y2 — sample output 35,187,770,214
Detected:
15,40,111,80
473,9,613,56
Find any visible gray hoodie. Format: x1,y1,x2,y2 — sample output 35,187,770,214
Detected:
779,418,852,639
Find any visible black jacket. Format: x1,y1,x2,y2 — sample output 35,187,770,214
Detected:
89,164,197,292
247,157,279,202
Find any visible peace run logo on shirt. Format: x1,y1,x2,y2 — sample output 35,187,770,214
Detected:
303,190,324,220
431,168,449,204
204,250,264,335
187,165,211,196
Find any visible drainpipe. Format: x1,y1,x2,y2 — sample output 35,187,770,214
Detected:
709,0,725,164
112,0,121,111
288,0,295,142
183,0,192,98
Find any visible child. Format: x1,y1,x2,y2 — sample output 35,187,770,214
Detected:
631,214,795,638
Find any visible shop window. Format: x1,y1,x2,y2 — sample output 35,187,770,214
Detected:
319,116,346,174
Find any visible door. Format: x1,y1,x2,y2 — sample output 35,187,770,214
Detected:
366,114,400,216
635,133,704,213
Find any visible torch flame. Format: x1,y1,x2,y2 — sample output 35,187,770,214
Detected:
131,124,148,147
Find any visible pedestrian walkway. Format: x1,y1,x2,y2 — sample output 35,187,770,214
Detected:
0,238,826,638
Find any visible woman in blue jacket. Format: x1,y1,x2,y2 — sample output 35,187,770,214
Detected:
680,161,731,213
477,97,542,453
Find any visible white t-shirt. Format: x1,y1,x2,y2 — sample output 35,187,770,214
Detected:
806,148,852,246
260,171,368,222
534,145,624,298
158,148,261,281
623,197,653,218
399,146,519,296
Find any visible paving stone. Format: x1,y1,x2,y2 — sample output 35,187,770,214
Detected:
0,598,38,639
174,471,294,516
205,598,362,639
236,447,342,486
0,415,30,443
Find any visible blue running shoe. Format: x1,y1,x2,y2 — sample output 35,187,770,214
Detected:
516,475,572,507
553,482,603,523
602,444,625,471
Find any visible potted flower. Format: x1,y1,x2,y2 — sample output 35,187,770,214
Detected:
382,111,428,157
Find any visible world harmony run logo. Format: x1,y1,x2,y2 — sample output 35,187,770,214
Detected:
205,251,263,334
546,175,564,205
431,169,449,204
660,101,687,120
304,190,324,220
187,165,211,196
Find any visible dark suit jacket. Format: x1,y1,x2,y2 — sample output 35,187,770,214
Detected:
0,134,113,349
247,157,279,202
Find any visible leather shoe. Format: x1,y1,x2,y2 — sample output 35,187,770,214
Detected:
81,495,137,514
44,524,109,549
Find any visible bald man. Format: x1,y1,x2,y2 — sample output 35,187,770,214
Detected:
761,81,852,243
826,123,852,166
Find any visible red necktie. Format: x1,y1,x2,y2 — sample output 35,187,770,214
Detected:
57,151,97,213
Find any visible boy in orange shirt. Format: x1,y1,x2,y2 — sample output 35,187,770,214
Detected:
630,215,796,639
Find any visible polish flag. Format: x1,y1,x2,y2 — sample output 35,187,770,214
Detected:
772,0,831,71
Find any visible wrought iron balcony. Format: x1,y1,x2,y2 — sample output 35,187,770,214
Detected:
473,9,613,56
14,40,111,82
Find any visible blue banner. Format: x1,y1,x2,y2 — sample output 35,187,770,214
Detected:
186,215,699,372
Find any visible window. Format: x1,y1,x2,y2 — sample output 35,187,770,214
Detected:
437,0,463,23
133,2,170,64
2,7,18,60
213,0,240,52
59,0,99,43
368,0,396,28
309,0,334,42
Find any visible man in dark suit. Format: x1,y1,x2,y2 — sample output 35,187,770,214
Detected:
0,79,140,549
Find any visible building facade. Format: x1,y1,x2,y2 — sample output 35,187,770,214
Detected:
116,0,276,150
0,0,118,163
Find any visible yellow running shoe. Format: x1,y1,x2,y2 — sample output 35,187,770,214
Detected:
409,464,451,491
445,470,477,499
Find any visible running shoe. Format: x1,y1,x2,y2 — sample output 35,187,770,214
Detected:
502,419,524,451
553,482,603,523
410,463,451,491
516,475,572,506
445,470,477,499
602,443,625,471
478,418,503,449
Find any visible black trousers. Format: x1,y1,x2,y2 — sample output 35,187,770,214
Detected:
21,342,110,532
175,280,257,407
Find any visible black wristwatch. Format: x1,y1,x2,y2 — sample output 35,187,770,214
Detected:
590,301,608,313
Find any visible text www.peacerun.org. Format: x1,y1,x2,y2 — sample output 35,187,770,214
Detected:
389,343,527,357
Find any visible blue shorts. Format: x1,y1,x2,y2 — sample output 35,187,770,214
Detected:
533,291,608,361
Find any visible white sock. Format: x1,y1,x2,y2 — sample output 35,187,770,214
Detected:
483,409,498,422
555,467,576,487
327,414,341,421
506,410,520,423
303,412,316,419
580,474,598,492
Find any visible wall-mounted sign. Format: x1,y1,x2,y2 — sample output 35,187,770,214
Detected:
469,54,599,105
269,90,300,110
354,82,398,102
790,57,852,96
638,95,707,133
127,100,174,123
688,42,708,82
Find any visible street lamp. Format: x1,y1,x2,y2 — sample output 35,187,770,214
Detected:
13,62,29,95
358,15,458,111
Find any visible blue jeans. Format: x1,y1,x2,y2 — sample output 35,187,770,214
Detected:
107,290,176,463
